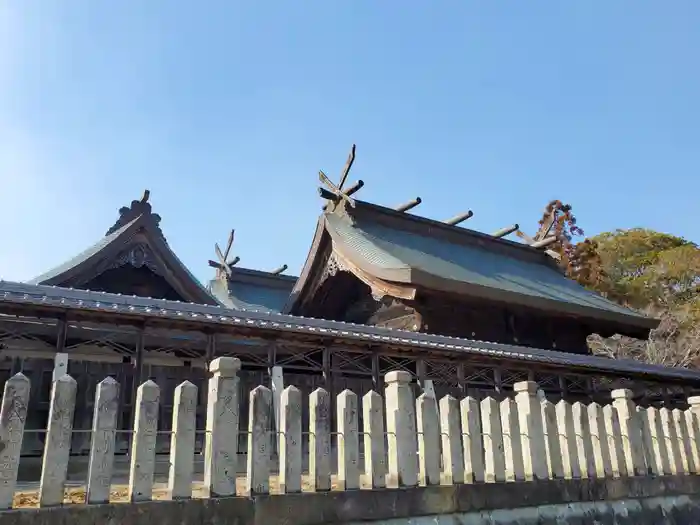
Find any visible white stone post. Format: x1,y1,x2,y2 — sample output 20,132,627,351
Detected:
246,385,272,496
684,401,700,474
638,406,655,475
611,389,645,476
337,389,360,490
168,380,197,500
86,377,120,504
384,371,418,488
460,396,484,483
556,400,580,479
271,366,284,452
572,402,595,478
660,407,682,474
603,404,626,478
204,357,240,498
416,393,440,486
672,408,691,474
541,400,563,479
52,353,68,383
514,381,547,481
481,397,506,482
362,390,386,489
309,388,332,491
39,374,77,507
440,395,464,484
587,402,612,478
0,373,30,509
500,398,524,482
279,385,302,494
647,407,671,475
127,380,160,502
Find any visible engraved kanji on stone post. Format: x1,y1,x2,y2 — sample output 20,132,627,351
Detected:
0,373,31,509
204,357,241,498
86,377,120,504
39,374,77,507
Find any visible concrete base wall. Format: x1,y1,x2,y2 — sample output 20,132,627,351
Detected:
3,475,700,525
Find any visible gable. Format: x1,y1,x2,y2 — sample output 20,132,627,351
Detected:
27,191,218,306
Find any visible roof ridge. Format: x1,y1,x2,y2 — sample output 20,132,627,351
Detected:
338,199,557,268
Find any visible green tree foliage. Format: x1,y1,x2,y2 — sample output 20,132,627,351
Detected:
589,228,700,312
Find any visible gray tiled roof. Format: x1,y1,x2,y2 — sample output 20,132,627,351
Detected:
27,219,137,284
325,211,652,326
209,278,295,313
0,279,697,384
208,268,297,313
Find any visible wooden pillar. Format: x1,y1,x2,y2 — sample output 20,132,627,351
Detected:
371,351,381,391
205,333,216,364
493,368,503,395
416,359,427,390
558,376,568,400
267,344,277,376
130,326,146,445
55,318,67,353
322,347,334,442
322,347,332,391
457,364,466,396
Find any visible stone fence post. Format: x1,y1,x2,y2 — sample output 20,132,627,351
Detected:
611,389,645,476
204,357,241,498
514,381,546,481
39,374,77,507
384,371,418,488
0,373,30,510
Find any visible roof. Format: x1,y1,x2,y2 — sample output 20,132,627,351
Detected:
209,267,297,313
28,191,218,306
0,279,696,385
288,199,658,335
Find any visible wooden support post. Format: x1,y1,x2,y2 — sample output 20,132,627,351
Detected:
55,317,67,353
371,351,381,391
205,333,216,364
493,368,503,395
322,347,332,390
416,360,427,391
267,344,277,375
457,364,466,396
130,327,146,452
558,376,568,399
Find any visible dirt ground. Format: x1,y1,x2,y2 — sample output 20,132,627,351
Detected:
13,475,350,508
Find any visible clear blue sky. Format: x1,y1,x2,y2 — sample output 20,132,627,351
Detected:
1,2,698,285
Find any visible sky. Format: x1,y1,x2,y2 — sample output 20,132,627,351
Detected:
1,2,698,286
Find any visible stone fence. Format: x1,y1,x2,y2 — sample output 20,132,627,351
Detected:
0,356,700,515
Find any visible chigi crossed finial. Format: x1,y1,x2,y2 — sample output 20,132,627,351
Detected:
318,144,365,211
208,229,240,277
